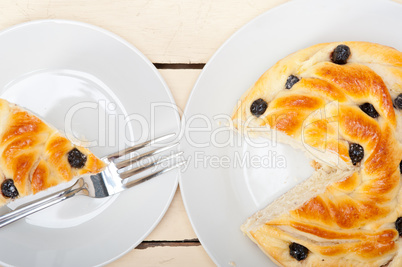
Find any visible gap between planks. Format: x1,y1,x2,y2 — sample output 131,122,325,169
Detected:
154,63,205,69
137,239,200,250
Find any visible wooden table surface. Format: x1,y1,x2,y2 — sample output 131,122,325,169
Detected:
1,0,401,266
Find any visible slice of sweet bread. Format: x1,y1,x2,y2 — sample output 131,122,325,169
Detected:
0,98,106,206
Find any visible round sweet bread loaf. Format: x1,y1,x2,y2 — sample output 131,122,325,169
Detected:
232,42,402,266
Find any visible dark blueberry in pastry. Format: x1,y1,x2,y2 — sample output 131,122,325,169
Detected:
349,143,364,165
289,242,309,261
285,75,300,89
67,148,87,168
394,94,402,109
400,160,402,174
250,98,268,117
331,44,351,65
396,217,402,236
359,103,379,118
1,179,19,199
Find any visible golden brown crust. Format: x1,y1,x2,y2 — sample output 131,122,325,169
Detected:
233,42,402,266
0,99,106,204
250,224,398,266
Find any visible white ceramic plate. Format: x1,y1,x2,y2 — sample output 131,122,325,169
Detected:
180,0,402,266
0,20,181,266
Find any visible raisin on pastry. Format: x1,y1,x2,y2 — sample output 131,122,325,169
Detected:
232,42,402,266
285,75,300,89
250,98,268,117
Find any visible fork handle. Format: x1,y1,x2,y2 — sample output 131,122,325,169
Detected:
0,178,85,228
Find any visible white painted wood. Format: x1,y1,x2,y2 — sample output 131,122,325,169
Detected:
144,70,200,241
145,187,199,241
109,245,216,267
0,0,290,63
158,69,201,113
1,0,401,63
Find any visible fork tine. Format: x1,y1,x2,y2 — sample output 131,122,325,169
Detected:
123,160,187,190
119,151,184,179
107,133,176,159
115,142,179,169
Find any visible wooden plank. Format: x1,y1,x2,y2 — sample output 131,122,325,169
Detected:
145,187,198,241
0,0,401,64
2,0,401,64
137,240,199,249
0,0,289,63
143,69,200,241
108,245,216,267
158,69,201,113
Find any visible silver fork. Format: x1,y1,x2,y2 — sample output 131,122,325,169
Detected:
0,133,185,228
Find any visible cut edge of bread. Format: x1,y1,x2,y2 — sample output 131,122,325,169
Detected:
241,166,355,234
232,117,355,172
231,116,360,229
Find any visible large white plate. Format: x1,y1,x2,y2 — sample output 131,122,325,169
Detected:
180,0,402,266
0,20,181,266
